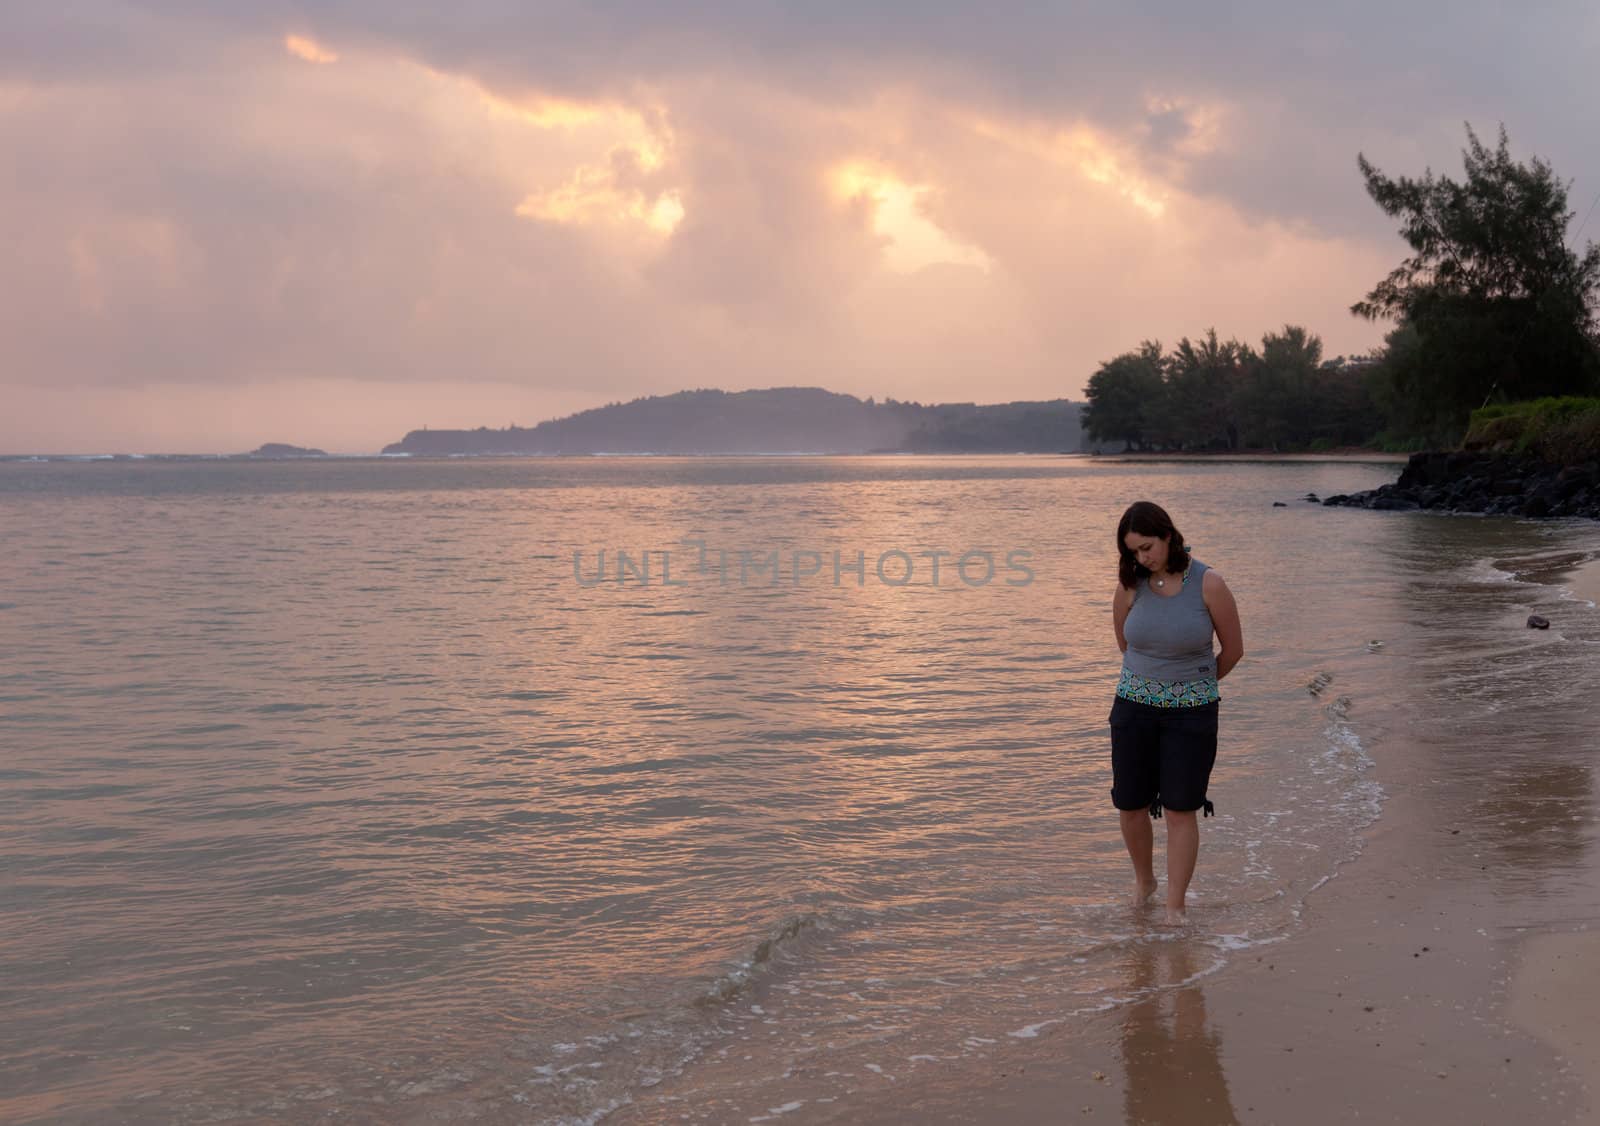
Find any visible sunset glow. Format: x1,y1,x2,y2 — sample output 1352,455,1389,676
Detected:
831,163,992,273
965,115,1170,219
284,34,338,64
6,5,1581,453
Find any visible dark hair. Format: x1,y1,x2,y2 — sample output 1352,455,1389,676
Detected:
1116,501,1190,589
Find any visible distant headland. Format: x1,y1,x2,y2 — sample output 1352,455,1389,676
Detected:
380,386,1096,456
248,443,327,458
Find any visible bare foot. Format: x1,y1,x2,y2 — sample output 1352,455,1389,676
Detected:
1163,907,1189,928
1134,879,1159,905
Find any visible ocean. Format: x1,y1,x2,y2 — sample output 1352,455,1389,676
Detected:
3,455,1599,1123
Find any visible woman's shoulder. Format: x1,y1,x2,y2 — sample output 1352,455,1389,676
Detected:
1198,561,1232,595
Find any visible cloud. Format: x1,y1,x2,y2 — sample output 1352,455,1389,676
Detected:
284,34,338,64
2,2,1596,451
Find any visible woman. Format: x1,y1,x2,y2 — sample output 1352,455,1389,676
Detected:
1110,501,1244,925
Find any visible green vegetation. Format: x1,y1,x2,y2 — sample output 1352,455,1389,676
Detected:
1081,327,1382,452
1354,124,1600,446
1463,396,1600,463
1083,125,1600,458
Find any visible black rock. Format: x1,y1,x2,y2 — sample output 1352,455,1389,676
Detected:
1397,451,1454,490
1273,501,1287,507
1528,615,1550,630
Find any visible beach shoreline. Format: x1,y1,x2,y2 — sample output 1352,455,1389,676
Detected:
1563,555,1600,608
601,545,1600,1126
805,754,1598,1125
818,559,1600,1126
610,730,1600,1126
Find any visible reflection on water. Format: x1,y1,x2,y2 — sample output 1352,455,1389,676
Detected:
1119,939,1239,1126
4,457,1600,1121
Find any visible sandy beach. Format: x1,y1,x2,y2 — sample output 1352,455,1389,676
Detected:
779,558,1600,1126
1563,555,1600,609
805,752,1600,1125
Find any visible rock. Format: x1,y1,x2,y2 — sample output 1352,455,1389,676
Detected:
1528,615,1550,630
1273,501,1287,507
1317,452,1598,520
1397,451,1454,490
249,442,327,458
1558,470,1596,499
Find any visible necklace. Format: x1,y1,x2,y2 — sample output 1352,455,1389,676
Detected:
1153,562,1189,589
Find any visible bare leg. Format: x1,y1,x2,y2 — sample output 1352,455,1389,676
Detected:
1119,808,1158,904
1164,810,1199,924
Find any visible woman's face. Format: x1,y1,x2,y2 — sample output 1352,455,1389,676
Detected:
1123,530,1170,574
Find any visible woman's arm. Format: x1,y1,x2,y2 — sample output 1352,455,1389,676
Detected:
1112,581,1134,654
1203,569,1244,679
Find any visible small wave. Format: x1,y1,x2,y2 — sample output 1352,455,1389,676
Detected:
1466,558,1521,585
694,913,826,1009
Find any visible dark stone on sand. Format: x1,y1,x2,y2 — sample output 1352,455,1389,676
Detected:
1528,615,1551,630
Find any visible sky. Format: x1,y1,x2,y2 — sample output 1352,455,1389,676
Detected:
3,2,1598,453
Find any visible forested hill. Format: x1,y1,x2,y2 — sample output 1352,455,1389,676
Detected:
381,387,1089,455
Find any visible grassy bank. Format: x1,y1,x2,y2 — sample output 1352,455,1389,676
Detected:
1463,396,1600,464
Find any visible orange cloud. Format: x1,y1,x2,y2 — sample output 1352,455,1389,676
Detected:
284,34,338,64
829,162,991,273
962,112,1172,218
408,66,682,235
0,38,1395,453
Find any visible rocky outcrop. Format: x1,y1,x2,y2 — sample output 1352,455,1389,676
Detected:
248,443,327,458
1321,451,1600,519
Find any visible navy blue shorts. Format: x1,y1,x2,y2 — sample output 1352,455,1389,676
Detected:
1108,695,1218,816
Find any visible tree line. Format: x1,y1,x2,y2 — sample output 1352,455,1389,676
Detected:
1084,124,1600,452
1082,328,1381,452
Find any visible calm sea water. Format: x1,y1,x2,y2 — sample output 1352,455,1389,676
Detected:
3,455,1599,1124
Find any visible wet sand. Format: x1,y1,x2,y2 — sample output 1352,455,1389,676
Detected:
603,545,1600,1126
613,745,1599,1125
1511,932,1600,1126
1564,555,1600,608
799,737,1600,1124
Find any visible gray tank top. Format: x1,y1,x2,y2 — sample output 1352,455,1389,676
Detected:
1122,558,1216,682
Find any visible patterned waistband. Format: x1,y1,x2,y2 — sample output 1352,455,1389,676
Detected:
1116,667,1221,707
